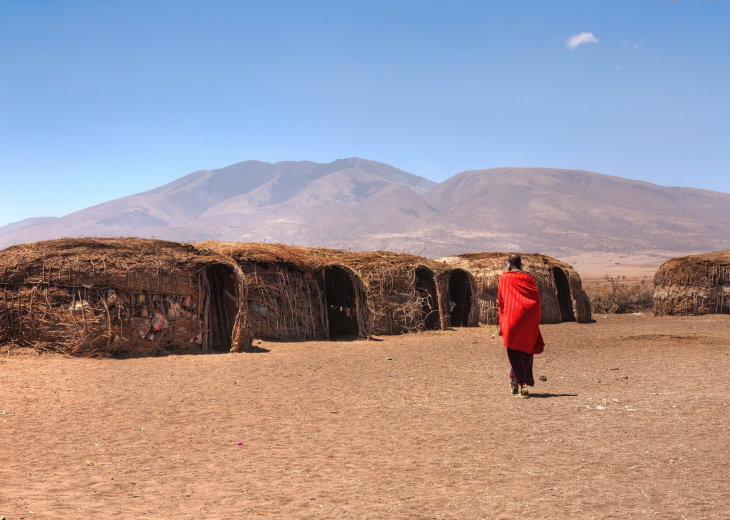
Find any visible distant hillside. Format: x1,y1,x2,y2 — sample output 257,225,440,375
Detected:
1,159,729,259
0,158,436,246
0,216,58,235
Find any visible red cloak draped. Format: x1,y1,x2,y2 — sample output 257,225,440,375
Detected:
498,271,545,354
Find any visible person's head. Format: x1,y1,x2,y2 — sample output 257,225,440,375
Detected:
507,253,522,271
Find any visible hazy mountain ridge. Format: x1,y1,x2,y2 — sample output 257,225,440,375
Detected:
1,159,728,258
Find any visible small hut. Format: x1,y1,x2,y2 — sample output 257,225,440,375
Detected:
653,250,730,316
198,241,370,341
0,238,246,356
439,252,591,324
317,250,451,335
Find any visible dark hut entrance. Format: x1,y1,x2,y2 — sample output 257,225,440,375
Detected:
205,264,239,351
448,269,472,327
323,265,359,339
415,266,440,330
552,267,575,322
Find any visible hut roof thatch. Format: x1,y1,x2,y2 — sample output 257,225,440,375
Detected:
198,241,444,273
0,237,231,293
441,252,575,273
197,241,326,272
653,249,730,316
653,250,730,287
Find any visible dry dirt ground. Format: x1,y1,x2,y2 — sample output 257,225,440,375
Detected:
2,314,729,519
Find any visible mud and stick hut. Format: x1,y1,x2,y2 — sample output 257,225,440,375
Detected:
316,250,455,334
439,252,592,324
0,238,246,356
653,250,730,316
198,241,369,342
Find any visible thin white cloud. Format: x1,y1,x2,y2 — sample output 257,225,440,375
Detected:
566,32,599,50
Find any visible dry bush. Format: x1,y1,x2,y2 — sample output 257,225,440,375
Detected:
586,276,654,314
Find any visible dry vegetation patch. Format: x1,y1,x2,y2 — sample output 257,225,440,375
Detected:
585,275,654,314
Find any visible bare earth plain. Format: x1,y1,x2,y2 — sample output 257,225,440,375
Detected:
2,314,729,519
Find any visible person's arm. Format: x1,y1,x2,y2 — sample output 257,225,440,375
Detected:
497,276,504,333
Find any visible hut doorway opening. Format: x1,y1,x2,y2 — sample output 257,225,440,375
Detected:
323,266,359,339
205,264,239,351
552,267,575,322
448,269,472,327
415,267,440,330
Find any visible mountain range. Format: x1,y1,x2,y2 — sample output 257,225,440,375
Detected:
2,157,729,259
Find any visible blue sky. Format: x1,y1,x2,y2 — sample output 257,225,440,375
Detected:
1,0,728,227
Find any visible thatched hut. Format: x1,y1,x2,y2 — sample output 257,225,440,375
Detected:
0,238,247,356
439,252,592,324
316,250,451,335
653,250,730,316
198,242,369,341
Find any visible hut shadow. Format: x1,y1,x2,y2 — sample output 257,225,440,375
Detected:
241,345,271,353
322,335,374,342
528,392,578,399
115,347,272,358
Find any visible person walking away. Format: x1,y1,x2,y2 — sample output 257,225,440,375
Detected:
498,253,545,398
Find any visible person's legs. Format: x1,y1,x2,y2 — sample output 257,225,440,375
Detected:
507,348,534,397
522,352,535,386
507,348,524,394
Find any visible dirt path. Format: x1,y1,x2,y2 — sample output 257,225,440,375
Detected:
2,314,729,519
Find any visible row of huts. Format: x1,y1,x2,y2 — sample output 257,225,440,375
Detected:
0,238,592,356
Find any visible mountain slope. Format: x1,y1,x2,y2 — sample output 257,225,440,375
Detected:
1,161,728,259
0,158,436,247
417,167,730,254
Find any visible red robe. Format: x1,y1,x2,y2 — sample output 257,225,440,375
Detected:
498,271,545,354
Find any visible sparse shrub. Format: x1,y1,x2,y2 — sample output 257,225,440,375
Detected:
586,275,654,314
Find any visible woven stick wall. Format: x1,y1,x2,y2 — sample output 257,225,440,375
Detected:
439,252,592,324
0,238,246,356
653,250,730,316
241,262,327,341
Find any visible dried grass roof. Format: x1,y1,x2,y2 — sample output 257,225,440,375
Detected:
654,249,730,287
0,237,236,294
196,241,327,271
197,241,443,273
440,252,577,273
